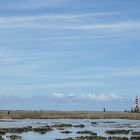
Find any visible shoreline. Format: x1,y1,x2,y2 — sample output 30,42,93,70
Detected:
0,111,139,120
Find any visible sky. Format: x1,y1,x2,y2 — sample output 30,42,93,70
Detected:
0,0,140,111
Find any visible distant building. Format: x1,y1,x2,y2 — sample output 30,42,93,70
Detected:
133,96,139,113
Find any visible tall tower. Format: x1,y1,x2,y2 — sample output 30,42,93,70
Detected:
134,96,139,113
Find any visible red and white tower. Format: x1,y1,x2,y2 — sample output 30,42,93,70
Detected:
134,96,139,112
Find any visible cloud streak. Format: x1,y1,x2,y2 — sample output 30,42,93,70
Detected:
0,13,140,31
0,82,106,93
53,92,122,102
80,93,121,101
0,12,114,21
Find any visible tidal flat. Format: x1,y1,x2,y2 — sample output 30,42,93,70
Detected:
0,111,139,139
0,119,139,139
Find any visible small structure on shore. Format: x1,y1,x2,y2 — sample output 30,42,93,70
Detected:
133,96,139,113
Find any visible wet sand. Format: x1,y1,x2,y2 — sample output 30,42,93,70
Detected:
0,118,140,140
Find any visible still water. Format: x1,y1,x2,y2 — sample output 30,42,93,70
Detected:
0,119,140,140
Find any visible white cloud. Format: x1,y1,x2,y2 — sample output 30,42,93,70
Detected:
68,93,75,97
0,13,140,31
51,92,121,102
80,93,121,101
53,93,64,98
52,93,75,99
0,12,114,21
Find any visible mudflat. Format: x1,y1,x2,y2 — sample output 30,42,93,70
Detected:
0,111,139,120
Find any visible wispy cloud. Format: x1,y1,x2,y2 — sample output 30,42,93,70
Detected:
50,92,122,102
53,93,64,98
0,48,48,65
62,66,140,80
0,12,114,21
79,93,122,101
0,13,140,31
0,81,106,92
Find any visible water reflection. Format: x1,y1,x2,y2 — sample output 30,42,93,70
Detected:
0,119,140,140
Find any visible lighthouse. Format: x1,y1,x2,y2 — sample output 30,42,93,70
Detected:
134,96,139,113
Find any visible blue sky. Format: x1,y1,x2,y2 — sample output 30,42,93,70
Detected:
0,0,140,110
